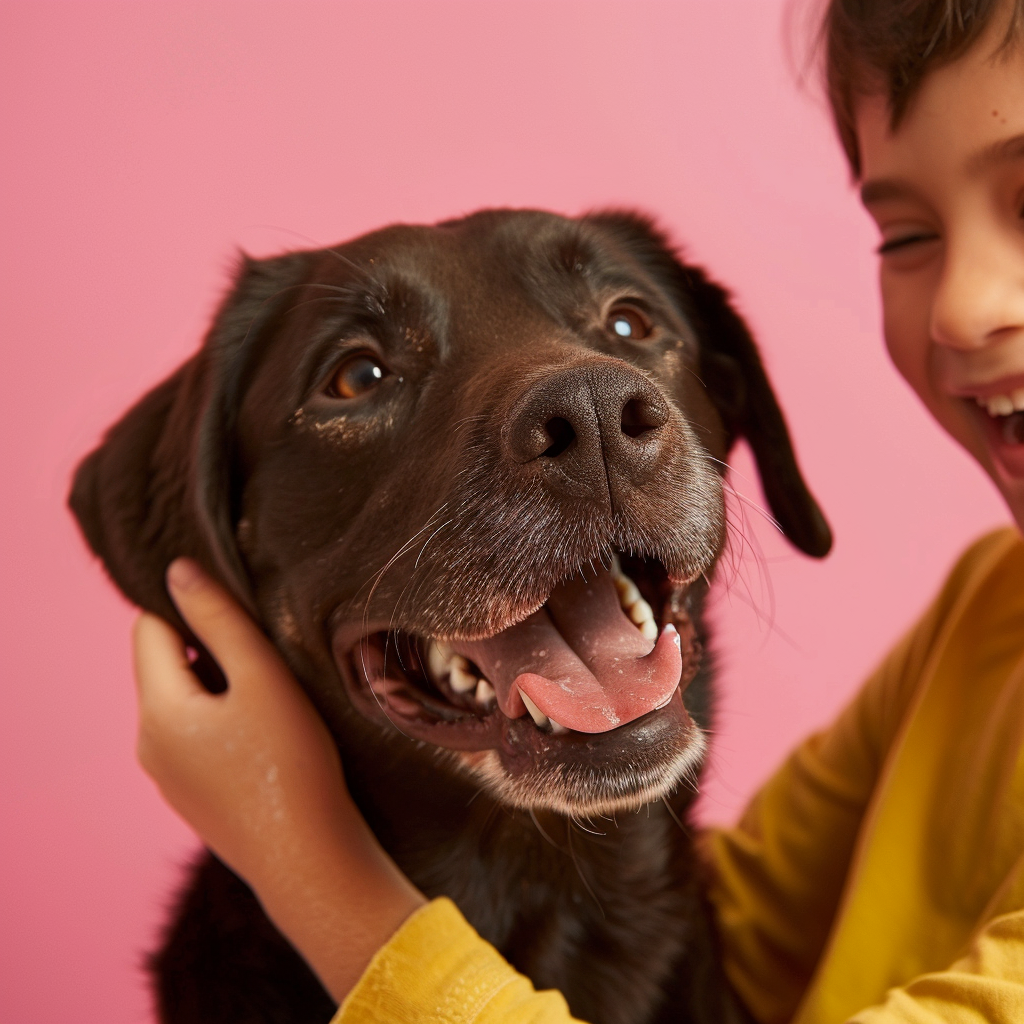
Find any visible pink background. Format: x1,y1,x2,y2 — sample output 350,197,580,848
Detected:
1,1,1011,1020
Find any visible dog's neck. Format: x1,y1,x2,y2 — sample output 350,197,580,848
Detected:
341,741,712,1024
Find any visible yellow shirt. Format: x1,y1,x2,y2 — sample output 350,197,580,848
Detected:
336,528,1024,1024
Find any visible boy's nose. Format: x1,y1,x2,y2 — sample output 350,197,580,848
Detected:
930,228,1024,351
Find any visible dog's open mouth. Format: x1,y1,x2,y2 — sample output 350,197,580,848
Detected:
336,553,703,753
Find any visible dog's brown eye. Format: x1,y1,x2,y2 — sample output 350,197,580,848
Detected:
329,353,388,399
607,305,652,341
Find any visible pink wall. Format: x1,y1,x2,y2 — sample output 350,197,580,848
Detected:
1,1,1010,1020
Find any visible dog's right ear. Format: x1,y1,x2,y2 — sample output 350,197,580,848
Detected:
586,210,832,559
69,251,312,642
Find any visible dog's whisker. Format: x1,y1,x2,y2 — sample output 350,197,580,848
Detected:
358,503,451,632
570,812,606,837
362,502,452,595
412,518,455,571
529,809,562,851
243,226,379,287
357,636,416,741
566,825,606,918
714,489,785,644
661,795,689,834
720,478,783,535
281,294,358,316
683,365,710,390
465,785,487,806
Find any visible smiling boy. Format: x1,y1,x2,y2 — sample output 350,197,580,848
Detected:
851,1,1024,505
132,1,1024,1022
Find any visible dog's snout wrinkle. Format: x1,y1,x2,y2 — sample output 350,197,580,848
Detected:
503,362,671,506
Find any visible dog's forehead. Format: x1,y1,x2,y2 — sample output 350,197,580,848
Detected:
328,209,594,276
311,210,662,328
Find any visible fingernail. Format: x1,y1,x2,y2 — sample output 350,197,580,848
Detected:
167,558,203,593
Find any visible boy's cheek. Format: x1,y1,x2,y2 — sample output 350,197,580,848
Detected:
880,278,927,392
881,281,966,443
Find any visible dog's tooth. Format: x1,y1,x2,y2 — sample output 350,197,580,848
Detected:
549,718,569,735
616,577,642,608
519,691,550,729
639,618,659,641
1013,388,1024,412
609,552,622,577
988,394,1014,417
426,641,453,681
629,597,655,626
475,678,495,706
449,657,477,694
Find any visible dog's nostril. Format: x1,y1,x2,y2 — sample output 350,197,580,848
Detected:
541,417,576,458
621,398,663,439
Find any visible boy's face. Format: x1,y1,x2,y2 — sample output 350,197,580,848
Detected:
856,20,1024,532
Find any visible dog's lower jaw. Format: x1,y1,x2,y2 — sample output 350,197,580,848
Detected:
449,697,707,817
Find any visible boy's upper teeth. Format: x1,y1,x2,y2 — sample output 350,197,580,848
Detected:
978,389,1024,416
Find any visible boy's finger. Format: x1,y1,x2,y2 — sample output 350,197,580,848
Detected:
132,612,208,708
165,558,286,687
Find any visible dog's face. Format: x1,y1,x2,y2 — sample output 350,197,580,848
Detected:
71,210,830,818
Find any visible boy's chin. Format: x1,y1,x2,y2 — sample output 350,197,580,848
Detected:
995,478,1024,536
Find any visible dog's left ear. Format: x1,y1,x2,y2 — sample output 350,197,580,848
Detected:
587,211,832,558
68,250,314,645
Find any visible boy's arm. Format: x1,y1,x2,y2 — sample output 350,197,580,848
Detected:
333,898,581,1024
704,555,971,1024
850,908,1024,1024
702,694,885,1024
140,559,580,1023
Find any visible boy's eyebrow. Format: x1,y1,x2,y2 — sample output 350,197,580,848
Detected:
966,132,1024,173
860,134,1024,207
859,179,911,206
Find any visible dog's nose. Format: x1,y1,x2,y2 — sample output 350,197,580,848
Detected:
503,362,670,502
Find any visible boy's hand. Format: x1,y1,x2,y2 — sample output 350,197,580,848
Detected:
133,558,425,1003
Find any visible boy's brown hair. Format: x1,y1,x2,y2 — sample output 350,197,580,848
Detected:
823,0,1024,175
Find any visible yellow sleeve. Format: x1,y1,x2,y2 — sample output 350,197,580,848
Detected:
850,909,1024,1024
702,533,1006,1024
333,898,583,1024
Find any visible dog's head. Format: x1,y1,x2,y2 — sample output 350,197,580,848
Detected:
71,210,829,817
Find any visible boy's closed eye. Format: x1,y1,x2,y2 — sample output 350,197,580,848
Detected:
876,231,940,255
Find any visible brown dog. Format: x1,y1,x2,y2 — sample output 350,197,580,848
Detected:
71,209,830,1024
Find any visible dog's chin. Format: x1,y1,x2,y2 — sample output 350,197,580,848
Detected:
447,693,706,816
331,551,708,815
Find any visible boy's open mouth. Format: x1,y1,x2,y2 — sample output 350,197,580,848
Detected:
971,391,1024,478
336,552,702,752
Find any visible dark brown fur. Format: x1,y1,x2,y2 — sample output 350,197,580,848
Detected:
70,209,830,1024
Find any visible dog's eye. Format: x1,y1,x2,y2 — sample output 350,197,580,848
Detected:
607,305,652,341
328,353,388,399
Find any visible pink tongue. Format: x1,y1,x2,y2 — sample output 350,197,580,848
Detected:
454,569,682,733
